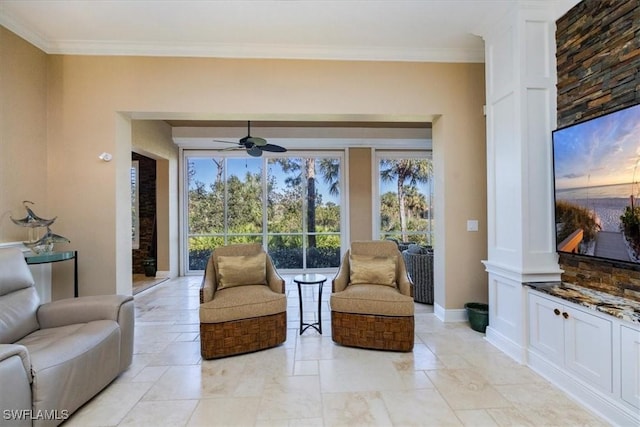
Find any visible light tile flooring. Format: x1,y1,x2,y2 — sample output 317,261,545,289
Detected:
64,276,608,427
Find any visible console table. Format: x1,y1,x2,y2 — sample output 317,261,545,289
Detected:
25,250,78,297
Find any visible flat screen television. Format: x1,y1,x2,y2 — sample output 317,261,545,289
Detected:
553,103,640,265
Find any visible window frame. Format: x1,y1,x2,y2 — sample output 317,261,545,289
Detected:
180,149,347,275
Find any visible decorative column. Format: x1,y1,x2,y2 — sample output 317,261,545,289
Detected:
479,2,563,363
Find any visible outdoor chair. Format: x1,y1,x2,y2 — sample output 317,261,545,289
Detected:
402,244,434,304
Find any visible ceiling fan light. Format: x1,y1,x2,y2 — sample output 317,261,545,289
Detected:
246,136,267,147
247,145,262,157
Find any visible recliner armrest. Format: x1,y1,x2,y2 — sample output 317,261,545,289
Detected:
0,344,32,424
37,295,133,329
0,344,31,383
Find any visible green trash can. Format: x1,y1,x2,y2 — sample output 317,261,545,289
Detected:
465,302,489,333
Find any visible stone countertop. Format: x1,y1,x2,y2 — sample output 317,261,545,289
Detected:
526,282,640,325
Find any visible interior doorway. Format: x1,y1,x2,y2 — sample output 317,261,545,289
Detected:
131,151,169,294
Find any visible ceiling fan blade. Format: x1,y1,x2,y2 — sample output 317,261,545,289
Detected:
260,143,287,153
213,139,240,145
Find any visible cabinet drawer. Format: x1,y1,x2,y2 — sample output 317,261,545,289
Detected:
621,325,640,409
528,291,613,392
564,306,612,392
529,293,564,366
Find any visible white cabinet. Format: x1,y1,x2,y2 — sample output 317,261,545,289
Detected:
621,325,640,410
528,292,612,392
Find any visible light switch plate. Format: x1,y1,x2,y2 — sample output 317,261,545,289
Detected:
467,220,479,232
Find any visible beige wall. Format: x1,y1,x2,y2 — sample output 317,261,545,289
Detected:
2,26,487,309
0,27,48,242
348,148,373,242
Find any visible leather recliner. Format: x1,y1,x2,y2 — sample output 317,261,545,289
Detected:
0,248,134,427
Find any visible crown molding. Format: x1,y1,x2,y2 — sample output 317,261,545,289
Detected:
1,16,484,64
45,40,485,63
0,11,50,52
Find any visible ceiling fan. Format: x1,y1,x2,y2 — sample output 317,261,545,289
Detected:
213,121,287,157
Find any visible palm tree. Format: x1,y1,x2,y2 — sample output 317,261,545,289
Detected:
275,157,340,247
380,159,432,242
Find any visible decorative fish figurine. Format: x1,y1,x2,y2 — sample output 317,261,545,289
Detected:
25,227,70,247
33,227,71,245
10,200,56,227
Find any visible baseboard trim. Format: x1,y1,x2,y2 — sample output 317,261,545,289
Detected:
434,304,467,323
528,349,639,426
485,326,526,364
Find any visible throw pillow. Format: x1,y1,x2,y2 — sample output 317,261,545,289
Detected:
217,252,267,289
349,253,397,287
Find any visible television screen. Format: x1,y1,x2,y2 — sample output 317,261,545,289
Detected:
553,103,640,264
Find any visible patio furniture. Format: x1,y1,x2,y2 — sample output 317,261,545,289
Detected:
402,244,434,304
199,243,287,359
330,240,414,351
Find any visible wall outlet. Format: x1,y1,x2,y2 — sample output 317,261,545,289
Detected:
467,220,479,232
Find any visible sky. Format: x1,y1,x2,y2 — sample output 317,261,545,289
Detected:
188,156,341,204
554,103,640,190
188,156,431,204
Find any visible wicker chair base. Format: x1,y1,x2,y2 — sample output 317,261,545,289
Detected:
200,312,287,359
331,311,414,352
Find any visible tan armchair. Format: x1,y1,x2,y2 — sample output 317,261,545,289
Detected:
199,243,287,359
330,240,415,351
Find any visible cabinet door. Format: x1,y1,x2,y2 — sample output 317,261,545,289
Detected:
564,306,612,392
529,293,564,366
621,325,640,409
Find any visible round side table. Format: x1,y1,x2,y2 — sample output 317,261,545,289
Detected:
294,273,326,335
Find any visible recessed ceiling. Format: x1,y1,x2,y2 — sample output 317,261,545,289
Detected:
165,120,431,128
0,0,572,63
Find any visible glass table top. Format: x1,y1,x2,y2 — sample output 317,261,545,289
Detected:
24,250,76,264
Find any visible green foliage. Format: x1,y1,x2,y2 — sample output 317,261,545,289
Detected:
555,200,600,243
620,204,640,255
187,156,342,270
268,246,303,269
379,158,433,242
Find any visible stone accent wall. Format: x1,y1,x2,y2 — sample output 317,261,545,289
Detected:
132,153,156,274
559,253,640,301
556,0,639,128
556,0,640,301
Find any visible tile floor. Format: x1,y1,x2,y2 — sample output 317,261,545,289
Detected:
64,275,608,427
132,274,170,295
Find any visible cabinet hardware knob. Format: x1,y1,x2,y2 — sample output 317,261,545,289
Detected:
554,308,560,315
562,312,569,319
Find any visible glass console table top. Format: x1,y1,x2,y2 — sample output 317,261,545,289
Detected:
25,250,76,264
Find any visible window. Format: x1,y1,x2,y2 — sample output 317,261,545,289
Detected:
267,157,341,269
375,152,433,246
131,160,140,250
184,152,343,272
